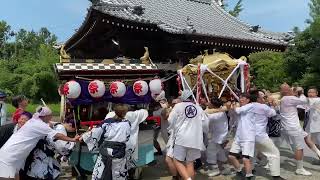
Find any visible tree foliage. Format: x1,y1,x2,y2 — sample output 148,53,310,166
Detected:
248,51,288,92
228,0,243,17
0,21,59,103
284,0,320,90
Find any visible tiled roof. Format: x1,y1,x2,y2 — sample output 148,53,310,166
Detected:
92,0,290,46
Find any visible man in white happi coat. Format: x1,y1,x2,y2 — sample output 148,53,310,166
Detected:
0,106,80,179
280,83,320,176
82,104,131,180
167,90,208,180
252,91,284,180
204,98,230,177
23,122,75,179
165,98,181,180
306,87,320,156
228,93,256,180
105,106,148,169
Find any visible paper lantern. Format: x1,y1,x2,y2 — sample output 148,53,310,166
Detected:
88,80,106,98
149,79,163,95
133,80,149,96
110,81,126,97
63,81,81,99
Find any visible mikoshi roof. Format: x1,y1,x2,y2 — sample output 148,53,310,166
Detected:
90,0,292,47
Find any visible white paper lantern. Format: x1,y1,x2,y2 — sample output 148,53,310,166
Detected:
110,81,126,97
149,78,163,95
133,80,149,96
63,81,81,99
88,80,106,98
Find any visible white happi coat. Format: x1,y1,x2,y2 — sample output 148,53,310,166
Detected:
124,110,148,167
82,120,131,180
167,101,207,150
252,103,276,142
306,98,320,133
0,118,58,176
280,96,307,136
234,103,256,143
105,110,148,168
207,112,229,144
25,123,75,179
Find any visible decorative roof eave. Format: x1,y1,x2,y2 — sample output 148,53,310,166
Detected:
90,7,288,47
95,14,286,51
64,2,289,53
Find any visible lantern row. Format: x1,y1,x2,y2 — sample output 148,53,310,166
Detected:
62,79,163,99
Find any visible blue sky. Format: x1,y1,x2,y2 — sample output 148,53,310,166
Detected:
0,0,310,42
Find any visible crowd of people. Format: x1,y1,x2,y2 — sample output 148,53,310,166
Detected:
152,84,320,180
0,82,320,180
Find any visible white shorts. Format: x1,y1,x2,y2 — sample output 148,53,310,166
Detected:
283,130,308,150
206,142,227,164
173,145,201,162
0,161,16,178
229,141,255,158
311,132,320,145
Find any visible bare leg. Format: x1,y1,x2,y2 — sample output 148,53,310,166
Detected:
228,154,241,171
304,135,320,158
243,158,253,175
295,149,303,161
165,156,178,176
173,158,190,180
186,162,195,179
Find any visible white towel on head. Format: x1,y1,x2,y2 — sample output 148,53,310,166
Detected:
33,106,52,118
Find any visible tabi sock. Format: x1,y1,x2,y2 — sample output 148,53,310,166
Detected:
296,160,304,169
186,178,192,180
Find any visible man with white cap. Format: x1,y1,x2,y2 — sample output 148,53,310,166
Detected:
167,90,207,180
0,106,80,179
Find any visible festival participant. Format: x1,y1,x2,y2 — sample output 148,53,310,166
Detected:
266,95,282,147
152,102,164,156
0,91,7,126
0,106,79,179
22,122,75,179
228,93,255,180
306,87,320,153
252,91,284,180
11,95,29,123
280,83,320,176
293,87,308,123
204,98,230,177
167,90,207,180
81,104,131,180
0,111,32,148
165,98,181,180
104,104,149,178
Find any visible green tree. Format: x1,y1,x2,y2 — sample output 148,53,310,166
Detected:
284,0,320,90
228,0,243,17
0,21,59,103
249,51,288,92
